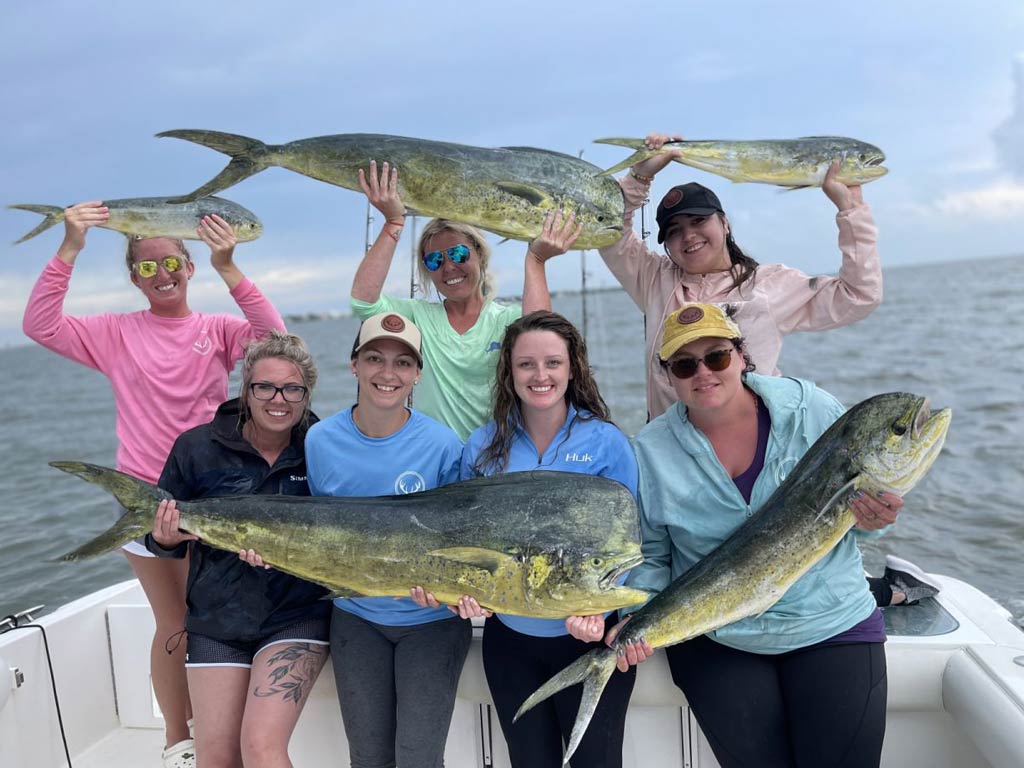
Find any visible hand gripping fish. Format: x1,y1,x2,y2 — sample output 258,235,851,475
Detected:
157,130,625,249
596,136,888,189
514,392,950,764
52,468,650,619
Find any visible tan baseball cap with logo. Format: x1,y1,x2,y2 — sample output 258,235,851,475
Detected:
659,304,741,361
354,312,423,365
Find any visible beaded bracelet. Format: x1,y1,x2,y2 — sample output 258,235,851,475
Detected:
629,168,654,183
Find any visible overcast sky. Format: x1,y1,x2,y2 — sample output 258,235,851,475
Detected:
2,1,1022,347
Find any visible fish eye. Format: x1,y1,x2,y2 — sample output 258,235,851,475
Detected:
596,216,604,222
591,557,603,567
859,154,866,162
892,422,907,436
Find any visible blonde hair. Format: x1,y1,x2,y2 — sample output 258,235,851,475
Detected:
416,219,496,299
238,331,318,426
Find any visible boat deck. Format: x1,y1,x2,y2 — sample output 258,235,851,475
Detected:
3,577,1024,768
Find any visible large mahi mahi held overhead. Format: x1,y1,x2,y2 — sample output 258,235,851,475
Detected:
157,130,626,249
514,392,951,764
53,466,649,619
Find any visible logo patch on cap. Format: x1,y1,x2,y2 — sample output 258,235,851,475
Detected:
382,314,406,332
662,188,683,208
678,306,705,325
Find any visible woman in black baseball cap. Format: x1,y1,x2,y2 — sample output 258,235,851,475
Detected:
597,132,883,423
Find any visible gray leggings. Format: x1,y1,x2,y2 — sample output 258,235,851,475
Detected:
331,607,472,768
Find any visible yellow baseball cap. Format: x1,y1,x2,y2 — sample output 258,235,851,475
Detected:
659,304,741,361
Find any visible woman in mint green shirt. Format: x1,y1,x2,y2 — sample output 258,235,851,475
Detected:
349,160,581,439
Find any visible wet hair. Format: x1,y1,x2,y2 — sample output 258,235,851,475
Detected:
238,330,318,427
473,311,612,475
666,212,759,294
124,236,191,273
416,218,495,299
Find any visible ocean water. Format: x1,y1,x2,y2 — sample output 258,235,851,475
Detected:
1,254,1022,626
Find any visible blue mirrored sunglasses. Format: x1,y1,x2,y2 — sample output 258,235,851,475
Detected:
422,243,471,272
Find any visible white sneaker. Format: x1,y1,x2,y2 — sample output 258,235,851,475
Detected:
162,738,196,768
884,555,941,605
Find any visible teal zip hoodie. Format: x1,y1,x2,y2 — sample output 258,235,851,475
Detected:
627,373,881,654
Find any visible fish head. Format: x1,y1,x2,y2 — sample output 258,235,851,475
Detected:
523,544,650,615
841,393,952,495
231,217,264,242
835,140,888,184
559,176,626,248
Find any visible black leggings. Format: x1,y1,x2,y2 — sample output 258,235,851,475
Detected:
666,635,887,768
482,615,637,768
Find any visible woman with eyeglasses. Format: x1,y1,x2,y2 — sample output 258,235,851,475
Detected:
22,203,285,768
349,161,581,440
451,310,639,768
303,311,468,768
147,330,329,768
598,133,882,422
610,303,901,768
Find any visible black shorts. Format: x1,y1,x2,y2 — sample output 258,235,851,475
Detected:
185,616,329,668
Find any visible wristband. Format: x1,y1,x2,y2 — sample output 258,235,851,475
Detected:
629,168,654,183
386,219,405,227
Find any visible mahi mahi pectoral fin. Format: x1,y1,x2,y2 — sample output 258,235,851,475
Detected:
814,478,861,523
427,546,515,575
495,181,553,207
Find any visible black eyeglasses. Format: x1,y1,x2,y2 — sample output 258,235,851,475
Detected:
248,382,308,402
667,348,733,379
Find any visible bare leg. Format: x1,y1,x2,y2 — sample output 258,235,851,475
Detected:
240,642,328,768
125,550,192,747
188,666,249,768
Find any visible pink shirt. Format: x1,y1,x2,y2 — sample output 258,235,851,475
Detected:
23,256,286,483
600,175,882,420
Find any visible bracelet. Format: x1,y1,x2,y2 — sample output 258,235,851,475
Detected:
386,219,405,227
629,168,654,183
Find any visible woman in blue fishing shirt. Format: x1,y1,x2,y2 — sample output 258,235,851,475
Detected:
613,303,904,768
303,311,467,768
459,310,640,768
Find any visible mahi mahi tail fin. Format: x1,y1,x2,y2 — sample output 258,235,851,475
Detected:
50,461,170,560
157,129,273,203
592,137,665,177
9,204,66,244
514,646,618,765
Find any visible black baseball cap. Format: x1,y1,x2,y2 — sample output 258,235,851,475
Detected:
656,183,724,243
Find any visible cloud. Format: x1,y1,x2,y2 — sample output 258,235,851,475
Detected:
993,53,1024,177
931,182,1024,218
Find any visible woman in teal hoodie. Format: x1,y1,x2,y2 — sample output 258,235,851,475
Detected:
615,303,902,768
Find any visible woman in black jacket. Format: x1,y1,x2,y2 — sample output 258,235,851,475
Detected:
148,330,330,768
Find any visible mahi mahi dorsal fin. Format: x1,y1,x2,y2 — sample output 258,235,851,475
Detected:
495,181,552,207
428,546,514,575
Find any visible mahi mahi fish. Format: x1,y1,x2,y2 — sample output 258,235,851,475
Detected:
9,196,263,245
157,130,625,249
54,465,649,619
515,392,951,763
595,136,888,188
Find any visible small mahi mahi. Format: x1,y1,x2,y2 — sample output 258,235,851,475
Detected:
9,196,263,245
596,136,888,188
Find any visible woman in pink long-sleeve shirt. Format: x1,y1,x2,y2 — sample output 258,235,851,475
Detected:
22,201,286,768
599,134,882,421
